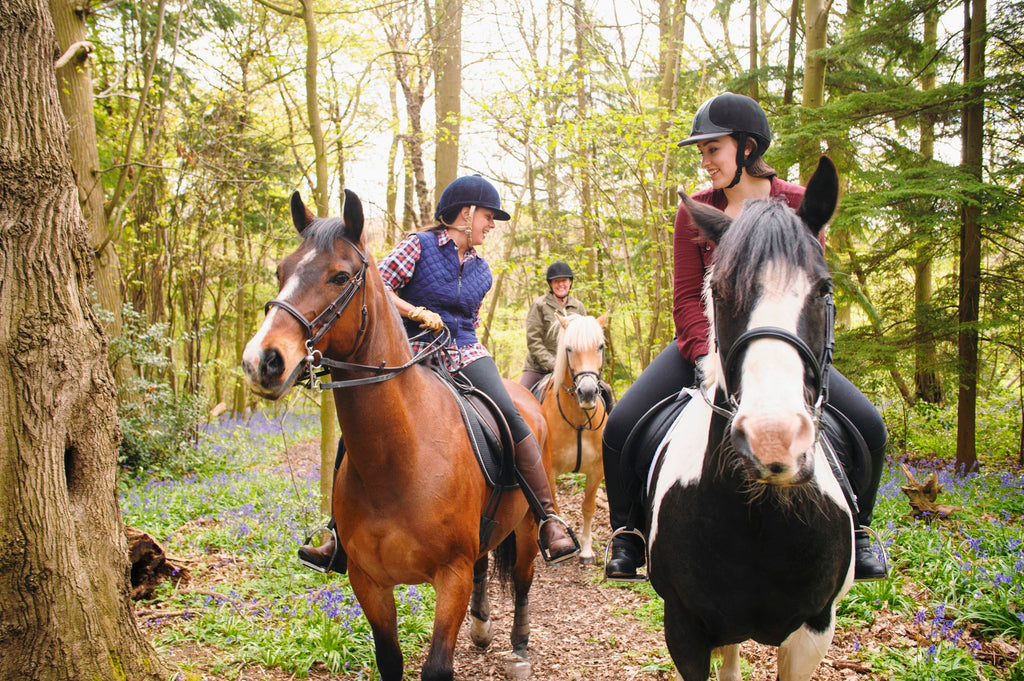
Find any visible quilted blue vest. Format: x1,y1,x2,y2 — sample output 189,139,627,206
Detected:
399,231,492,346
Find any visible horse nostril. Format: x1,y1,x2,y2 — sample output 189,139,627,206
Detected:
768,462,787,475
263,348,285,380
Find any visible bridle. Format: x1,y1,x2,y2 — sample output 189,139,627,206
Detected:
703,290,836,424
554,344,608,473
263,238,447,390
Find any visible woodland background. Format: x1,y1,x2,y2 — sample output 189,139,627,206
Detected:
53,0,1022,475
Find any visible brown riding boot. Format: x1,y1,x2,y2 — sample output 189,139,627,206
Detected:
514,435,580,564
298,520,347,574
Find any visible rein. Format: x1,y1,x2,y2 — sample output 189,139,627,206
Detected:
263,238,446,391
555,349,607,473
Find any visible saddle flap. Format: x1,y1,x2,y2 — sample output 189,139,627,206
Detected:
436,373,518,489
621,388,696,498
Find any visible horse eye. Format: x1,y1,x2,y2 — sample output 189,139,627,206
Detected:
819,282,833,297
331,271,351,286
597,344,605,353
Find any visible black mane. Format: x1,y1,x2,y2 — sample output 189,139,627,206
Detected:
712,198,828,313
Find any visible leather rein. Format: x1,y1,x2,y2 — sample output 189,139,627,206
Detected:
264,239,447,391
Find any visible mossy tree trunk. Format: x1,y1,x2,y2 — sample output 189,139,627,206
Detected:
0,1,167,678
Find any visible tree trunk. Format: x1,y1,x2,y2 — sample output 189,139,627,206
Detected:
0,1,167,678
783,0,801,105
433,0,461,191
574,0,596,280
956,0,985,474
749,0,759,99
914,6,943,404
799,0,828,179
49,0,125,342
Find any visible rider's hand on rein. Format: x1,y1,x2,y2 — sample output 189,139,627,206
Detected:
409,306,444,333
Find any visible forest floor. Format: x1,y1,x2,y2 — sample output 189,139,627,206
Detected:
154,438,909,680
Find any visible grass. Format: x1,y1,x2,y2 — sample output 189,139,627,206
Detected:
121,410,435,679
121,402,1024,680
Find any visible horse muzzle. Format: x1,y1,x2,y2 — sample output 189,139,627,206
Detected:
729,412,816,486
242,341,306,400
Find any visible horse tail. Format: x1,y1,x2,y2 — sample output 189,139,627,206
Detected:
491,530,517,589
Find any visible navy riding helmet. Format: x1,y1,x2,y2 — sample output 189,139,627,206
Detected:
545,261,574,282
434,174,511,224
676,92,772,188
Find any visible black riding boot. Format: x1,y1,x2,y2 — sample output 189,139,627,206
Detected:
602,439,646,581
853,442,887,581
514,435,580,564
297,437,348,574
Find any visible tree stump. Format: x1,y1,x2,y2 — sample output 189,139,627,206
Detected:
900,463,961,518
127,526,189,599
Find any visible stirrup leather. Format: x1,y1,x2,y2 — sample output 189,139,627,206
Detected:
536,514,581,564
298,524,342,574
604,527,649,582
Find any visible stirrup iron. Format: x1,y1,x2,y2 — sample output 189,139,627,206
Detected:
299,524,341,574
537,514,580,565
604,527,649,582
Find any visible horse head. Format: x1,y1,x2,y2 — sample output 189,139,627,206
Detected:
681,156,838,486
553,313,608,410
242,190,372,400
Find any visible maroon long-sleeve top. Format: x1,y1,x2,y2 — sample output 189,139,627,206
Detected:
672,177,811,362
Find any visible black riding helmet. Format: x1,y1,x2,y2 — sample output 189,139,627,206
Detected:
433,174,511,224
677,93,772,189
545,261,574,282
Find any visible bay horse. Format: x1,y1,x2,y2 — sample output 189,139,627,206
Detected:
537,313,609,565
647,157,855,681
242,190,549,681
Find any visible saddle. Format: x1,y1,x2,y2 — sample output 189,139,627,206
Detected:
434,368,519,490
529,374,552,402
621,389,870,516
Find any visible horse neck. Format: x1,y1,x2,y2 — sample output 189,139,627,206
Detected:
326,274,435,465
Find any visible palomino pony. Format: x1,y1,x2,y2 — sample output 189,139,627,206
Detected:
537,313,609,565
646,157,854,681
242,191,551,681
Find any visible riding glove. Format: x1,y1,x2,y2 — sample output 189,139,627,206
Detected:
409,306,444,333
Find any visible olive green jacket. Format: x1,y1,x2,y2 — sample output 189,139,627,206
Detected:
522,292,587,373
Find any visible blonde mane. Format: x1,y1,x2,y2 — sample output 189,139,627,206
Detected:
552,314,605,385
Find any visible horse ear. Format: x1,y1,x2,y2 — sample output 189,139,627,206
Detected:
557,315,571,330
679,191,732,244
290,191,314,234
796,156,839,236
342,189,364,243
596,312,609,327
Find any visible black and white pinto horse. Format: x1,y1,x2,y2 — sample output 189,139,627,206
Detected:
648,157,855,681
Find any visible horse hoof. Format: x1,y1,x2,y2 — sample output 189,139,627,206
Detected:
504,651,531,680
470,618,493,648
578,554,595,566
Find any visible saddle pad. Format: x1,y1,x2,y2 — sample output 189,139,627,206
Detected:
436,377,519,489
620,388,696,500
530,374,552,402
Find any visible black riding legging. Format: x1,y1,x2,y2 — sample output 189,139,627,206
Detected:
460,356,532,443
602,343,887,530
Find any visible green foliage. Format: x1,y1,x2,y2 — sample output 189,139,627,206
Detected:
105,303,206,474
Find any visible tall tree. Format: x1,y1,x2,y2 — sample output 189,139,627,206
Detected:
432,0,462,191
0,0,167,678
956,0,986,473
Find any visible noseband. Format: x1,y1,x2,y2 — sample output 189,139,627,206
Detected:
708,292,836,421
263,239,447,390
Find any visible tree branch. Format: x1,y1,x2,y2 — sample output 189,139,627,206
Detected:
251,0,302,17
54,40,93,69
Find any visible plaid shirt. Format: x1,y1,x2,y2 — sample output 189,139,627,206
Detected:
378,230,490,370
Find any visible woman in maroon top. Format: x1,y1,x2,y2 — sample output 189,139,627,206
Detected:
603,93,888,583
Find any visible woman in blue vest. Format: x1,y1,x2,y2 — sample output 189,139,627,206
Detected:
298,175,579,573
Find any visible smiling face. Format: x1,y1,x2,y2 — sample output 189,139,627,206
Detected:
467,206,496,247
549,277,572,299
696,136,741,190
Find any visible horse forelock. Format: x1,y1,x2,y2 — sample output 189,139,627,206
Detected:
712,199,825,315
553,314,603,382
306,216,356,253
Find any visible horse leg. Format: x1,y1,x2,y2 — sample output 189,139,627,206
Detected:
715,645,741,681
663,601,711,681
577,469,601,565
776,614,835,681
505,522,538,679
347,568,403,681
469,554,493,648
421,561,475,681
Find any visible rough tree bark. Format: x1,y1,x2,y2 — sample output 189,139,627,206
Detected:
0,1,167,679
432,0,461,192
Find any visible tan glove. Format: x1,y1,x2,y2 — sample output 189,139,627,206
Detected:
408,306,444,333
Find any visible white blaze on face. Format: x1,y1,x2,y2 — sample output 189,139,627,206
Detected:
730,263,816,472
241,253,316,388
